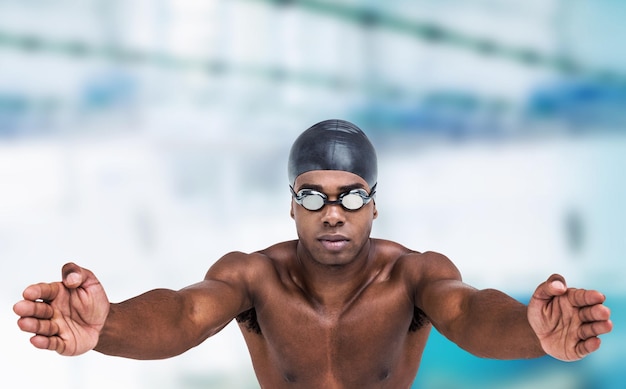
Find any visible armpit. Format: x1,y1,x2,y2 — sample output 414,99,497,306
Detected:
236,308,262,334
409,306,430,332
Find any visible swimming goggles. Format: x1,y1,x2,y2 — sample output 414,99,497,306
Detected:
290,184,376,211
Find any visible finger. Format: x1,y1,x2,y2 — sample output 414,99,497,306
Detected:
577,319,614,340
17,317,60,336
30,334,53,350
575,336,602,359
13,299,54,319
578,304,611,323
21,282,62,302
30,335,67,355
567,288,606,308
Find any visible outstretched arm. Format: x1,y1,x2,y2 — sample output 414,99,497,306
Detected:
15,252,254,360
95,255,253,359
414,253,612,360
420,279,546,359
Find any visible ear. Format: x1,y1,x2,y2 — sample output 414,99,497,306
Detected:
372,201,378,220
290,201,295,219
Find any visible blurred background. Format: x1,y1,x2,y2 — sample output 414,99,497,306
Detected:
1,0,624,388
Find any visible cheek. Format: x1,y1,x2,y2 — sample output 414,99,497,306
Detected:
291,207,314,233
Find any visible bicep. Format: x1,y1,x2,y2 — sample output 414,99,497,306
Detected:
411,252,476,335
178,253,255,342
418,278,477,336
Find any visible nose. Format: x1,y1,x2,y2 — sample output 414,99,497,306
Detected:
321,203,345,227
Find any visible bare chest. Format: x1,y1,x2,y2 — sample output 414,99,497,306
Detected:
238,284,430,387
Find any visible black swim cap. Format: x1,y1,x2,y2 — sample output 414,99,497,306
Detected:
288,119,377,189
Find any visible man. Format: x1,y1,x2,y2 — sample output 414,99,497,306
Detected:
14,119,612,388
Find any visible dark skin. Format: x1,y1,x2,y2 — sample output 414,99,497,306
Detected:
14,170,613,388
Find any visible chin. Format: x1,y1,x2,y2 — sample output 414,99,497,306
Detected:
315,252,357,267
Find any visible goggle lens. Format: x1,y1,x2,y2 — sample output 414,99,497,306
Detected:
291,186,375,211
301,193,325,210
341,192,366,210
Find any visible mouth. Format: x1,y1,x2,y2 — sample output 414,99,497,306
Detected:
318,235,350,251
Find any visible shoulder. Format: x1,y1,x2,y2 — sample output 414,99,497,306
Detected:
205,240,297,283
403,250,461,281
372,239,461,284
372,239,455,268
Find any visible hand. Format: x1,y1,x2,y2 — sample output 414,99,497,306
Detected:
13,263,110,356
528,274,613,361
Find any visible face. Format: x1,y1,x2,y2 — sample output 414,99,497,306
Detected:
290,170,378,267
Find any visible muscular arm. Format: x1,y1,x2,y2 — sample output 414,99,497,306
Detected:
413,252,544,359
95,252,253,359
427,282,544,359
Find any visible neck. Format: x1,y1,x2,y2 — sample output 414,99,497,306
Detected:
293,239,379,310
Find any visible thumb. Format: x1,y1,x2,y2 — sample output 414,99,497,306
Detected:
62,262,86,288
534,274,567,301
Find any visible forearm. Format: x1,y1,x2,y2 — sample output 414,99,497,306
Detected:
94,289,201,359
449,289,545,359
